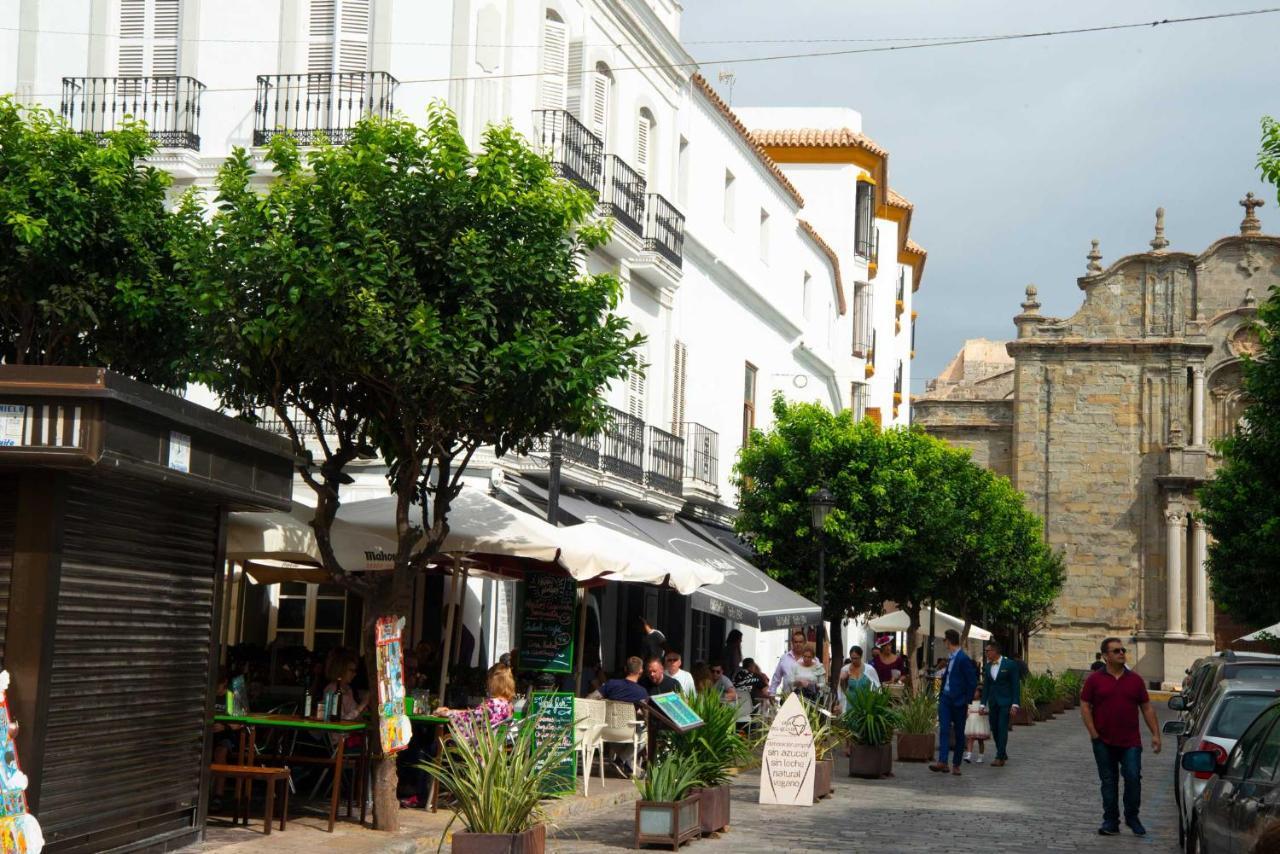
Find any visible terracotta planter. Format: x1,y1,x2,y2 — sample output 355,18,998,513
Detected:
896,732,935,762
848,743,893,778
813,758,834,801
689,783,730,835
1012,706,1034,726
1051,699,1066,715
452,823,546,854
635,795,702,850
1035,702,1053,720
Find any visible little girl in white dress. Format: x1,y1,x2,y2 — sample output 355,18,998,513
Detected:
963,684,991,764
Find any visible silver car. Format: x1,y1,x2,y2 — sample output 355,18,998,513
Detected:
1166,682,1280,851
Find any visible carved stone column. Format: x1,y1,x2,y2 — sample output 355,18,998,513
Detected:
1191,366,1206,446
1165,509,1187,639
1190,515,1210,639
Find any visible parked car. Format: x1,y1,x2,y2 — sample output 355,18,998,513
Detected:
1165,683,1280,849
1183,698,1280,853
1177,653,1280,721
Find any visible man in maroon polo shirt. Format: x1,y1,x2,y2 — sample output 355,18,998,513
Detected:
1080,636,1161,837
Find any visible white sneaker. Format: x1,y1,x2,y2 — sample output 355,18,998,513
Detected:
963,751,972,764
975,754,984,764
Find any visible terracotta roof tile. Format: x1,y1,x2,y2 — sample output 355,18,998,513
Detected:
904,239,927,256
750,127,889,159
886,189,913,210
797,219,845,315
690,74,805,208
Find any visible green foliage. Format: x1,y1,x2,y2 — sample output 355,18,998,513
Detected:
418,713,573,835
799,697,841,761
665,689,752,785
838,687,900,746
1024,672,1060,704
0,97,196,385
893,689,939,735
634,751,705,803
1058,671,1084,702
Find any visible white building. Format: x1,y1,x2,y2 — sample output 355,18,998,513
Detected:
1,0,924,672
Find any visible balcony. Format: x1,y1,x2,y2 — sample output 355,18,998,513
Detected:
646,426,684,496
531,431,601,470
254,71,397,146
601,404,645,484
681,422,718,491
60,76,205,150
600,154,647,238
641,194,685,268
533,109,603,192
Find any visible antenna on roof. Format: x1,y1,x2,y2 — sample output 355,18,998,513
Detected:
717,69,737,106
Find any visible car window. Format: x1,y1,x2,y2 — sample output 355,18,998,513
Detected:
1208,694,1279,739
1221,664,1280,683
1227,707,1280,778
1191,684,1228,733
1247,715,1280,781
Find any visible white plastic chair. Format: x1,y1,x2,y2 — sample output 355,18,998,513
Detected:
573,698,607,795
732,693,754,731
598,700,644,777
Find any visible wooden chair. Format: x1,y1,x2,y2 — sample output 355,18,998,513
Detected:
210,763,290,835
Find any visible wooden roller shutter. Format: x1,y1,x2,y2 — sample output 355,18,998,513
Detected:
38,476,219,853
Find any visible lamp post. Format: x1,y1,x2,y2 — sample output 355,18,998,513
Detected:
809,487,835,670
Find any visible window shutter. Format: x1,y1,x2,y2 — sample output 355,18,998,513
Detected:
635,113,650,179
337,0,371,75
565,39,584,118
586,71,610,140
671,341,687,435
307,0,337,75
118,0,179,78
539,18,569,111
628,370,646,420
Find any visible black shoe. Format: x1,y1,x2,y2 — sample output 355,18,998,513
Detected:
1098,822,1120,836
1125,818,1147,836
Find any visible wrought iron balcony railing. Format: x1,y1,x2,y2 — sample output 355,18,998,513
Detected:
680,422,718,488
531,431,601,470
643,194,685,268
600,155,647,238
646,426,684,496
533,109,603,193
601,404,645,484
254,71,397,146
60,76,205,149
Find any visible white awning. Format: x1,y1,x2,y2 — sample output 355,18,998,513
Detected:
867,607,993,642
1236,621,1280,642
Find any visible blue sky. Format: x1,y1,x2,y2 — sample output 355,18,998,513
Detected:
681,1,1280,387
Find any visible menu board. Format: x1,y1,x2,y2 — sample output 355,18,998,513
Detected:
519,575,577,673
375,616,412,755
528,691,577,796
759,693,815,806
648,692,704,733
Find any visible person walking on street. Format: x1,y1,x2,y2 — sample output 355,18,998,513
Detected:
929,629,977,776
982,640,1021,766
1080,637,1161,837
769,629,807,695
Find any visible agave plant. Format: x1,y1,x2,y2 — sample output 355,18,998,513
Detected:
635,750,706,802
418,711,574,837
893,688,939,735
1058,671,1084,703
666,688,754,785
838,686,900,746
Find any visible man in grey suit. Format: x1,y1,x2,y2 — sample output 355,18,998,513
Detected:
982,640,1021,766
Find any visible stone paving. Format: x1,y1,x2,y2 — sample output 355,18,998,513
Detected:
543,707,1180,854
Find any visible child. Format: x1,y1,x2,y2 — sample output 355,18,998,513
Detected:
964,684,990,764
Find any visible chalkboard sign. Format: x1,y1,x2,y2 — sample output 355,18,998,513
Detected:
648,692,704,733
519,575,576,673
528,691,577,796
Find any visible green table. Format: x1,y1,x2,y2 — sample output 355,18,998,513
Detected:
213,713,368,831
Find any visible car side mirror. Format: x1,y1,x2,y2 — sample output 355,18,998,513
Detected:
1168,695,1187,711
1181,750,1220,775
1163,720,1187,736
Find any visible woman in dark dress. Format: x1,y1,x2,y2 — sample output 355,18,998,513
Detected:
870,635,909,685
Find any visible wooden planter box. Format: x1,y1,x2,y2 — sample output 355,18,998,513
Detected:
635,795,702,850
896,732,935,762
1012,706,1035,726
1051,699,1066,715
689,784,729,835
848,743,892,779
813,758,834,801
452,824,546,854
1035,702,1053,720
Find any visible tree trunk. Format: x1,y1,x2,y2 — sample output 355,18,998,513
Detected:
365,568,415,832
828,610,843,698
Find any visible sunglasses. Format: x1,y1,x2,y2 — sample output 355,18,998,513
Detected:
665,657,680,663
1107,647,1127,654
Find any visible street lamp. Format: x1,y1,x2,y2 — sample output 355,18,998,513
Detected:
809,487,835,669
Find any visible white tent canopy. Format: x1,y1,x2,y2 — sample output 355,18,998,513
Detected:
867,607,993,642
1236,621,1280,642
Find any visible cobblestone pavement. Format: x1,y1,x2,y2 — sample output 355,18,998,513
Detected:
546,708,1180,854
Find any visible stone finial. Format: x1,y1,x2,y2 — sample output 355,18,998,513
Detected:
1021,284,1041,313
1243,287,1257,308
1086,239,1103,274
1240,192,1264,235
1150,207,1169,253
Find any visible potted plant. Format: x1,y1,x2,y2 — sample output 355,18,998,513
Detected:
839,687,900,778
634,751,705,850
421,711,572,854
670,689,751,834
1013,683,1035,727
801,697,839,800
893,689,938,762
1028,673,1057,720
1059,671,1083,708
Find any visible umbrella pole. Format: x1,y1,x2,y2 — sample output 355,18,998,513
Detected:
573,587,588,695
437,559,462,701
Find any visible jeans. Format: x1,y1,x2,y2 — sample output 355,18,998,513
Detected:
1091,739,1142,824
988,703,1011,760
938,701,968,766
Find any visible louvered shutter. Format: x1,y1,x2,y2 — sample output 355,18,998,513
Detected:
540,17,569,111
307,0,337,86
117,0,179,78
635,112,651,179
671,341,687,435
627,343,647,420
586,70,610,140
337,0,371,76
565,39,584,118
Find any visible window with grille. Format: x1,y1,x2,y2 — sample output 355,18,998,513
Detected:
855,180,875,259
742,362,757,444
852,282,873,356
852,383,868,421
539,11,569,111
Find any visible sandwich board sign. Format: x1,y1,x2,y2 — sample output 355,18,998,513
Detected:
759,692,815,806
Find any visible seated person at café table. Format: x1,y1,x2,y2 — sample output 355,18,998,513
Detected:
590,656,650,704
323,648,371,722
733,658,769,701
644,657,681,696
708,664,738,701
434,662,516,736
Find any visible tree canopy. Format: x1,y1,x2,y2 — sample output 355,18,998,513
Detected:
0,98,195,385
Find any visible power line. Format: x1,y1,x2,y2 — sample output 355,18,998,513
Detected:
13,8,1279,99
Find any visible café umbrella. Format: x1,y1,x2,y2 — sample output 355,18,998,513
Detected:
867,607,994,642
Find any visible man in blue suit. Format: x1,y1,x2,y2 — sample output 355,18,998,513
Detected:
930,629,977,775
981,640,1021,766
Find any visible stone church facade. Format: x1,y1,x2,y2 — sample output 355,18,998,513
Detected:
916,197,1274,686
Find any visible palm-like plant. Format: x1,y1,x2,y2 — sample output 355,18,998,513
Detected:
635,751,706,802
799,696,841,761
838,687,901,746
893,689,939,735
666,689,753,785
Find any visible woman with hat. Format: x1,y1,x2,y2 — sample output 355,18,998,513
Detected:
871,635,909,685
